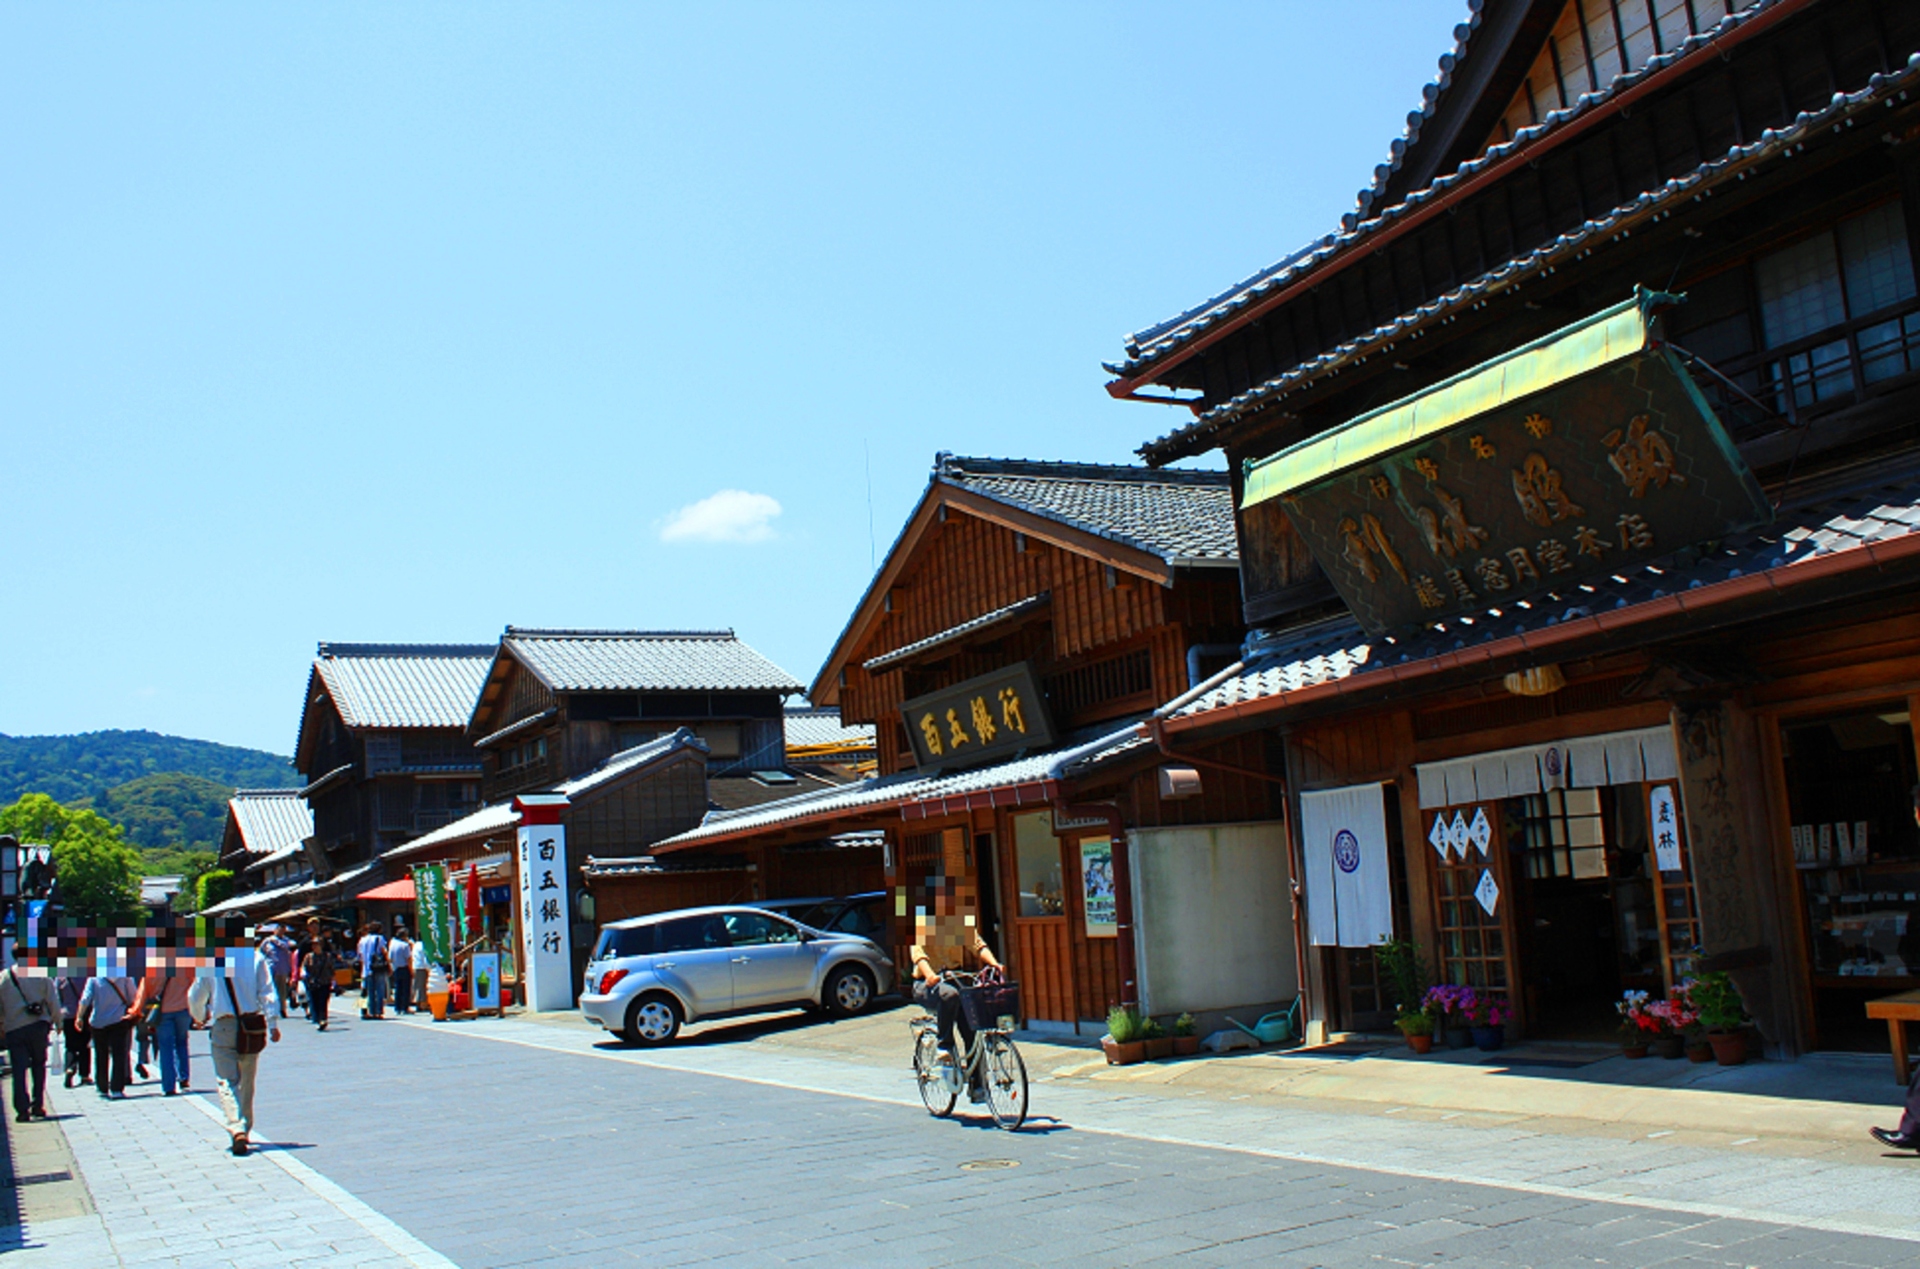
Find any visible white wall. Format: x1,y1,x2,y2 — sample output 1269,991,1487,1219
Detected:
1130,822,1298,1018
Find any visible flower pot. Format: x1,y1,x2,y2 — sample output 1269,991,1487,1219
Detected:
1685,1041,1713,1063
1144,1037,1175,1060
1102,1037,1147,1066
1651,1033,1685,1060
1172,1035,1202,1057
1406,1033,1434,1054
1471,1025,1505,1052
1442,1025,1474,1050
1621,1043,1649,1059
1707,1030,1747,1066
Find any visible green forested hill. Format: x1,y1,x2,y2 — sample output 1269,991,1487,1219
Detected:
83,772,236,852
0,730,298,805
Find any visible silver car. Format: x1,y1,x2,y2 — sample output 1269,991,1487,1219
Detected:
578,905,894,1045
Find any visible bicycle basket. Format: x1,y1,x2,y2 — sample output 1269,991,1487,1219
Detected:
959,980,1021,1031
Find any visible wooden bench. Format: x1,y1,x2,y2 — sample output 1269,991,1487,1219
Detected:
1866,989,1920,1084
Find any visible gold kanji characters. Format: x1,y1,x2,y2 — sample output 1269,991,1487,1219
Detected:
1469,435,1496,459
1415,485,1489,560
1603,414,1686,497
1523,413,1553,439
1474,557,1511,592
1573,525,1607,559
1511,453,1585,528
1413,575,1446,610
1368,474,1392,500
998,686,1027,734
1505,546,1540,583
1413,456,1439,481
946,708,970,748
1339,513,1408,583
918,712,944,756
1616,512,1655,550
969,696,997,744
1538,538,1574,573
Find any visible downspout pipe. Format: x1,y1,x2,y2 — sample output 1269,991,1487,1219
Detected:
1186,643,1241,691
1056,799,1137,1011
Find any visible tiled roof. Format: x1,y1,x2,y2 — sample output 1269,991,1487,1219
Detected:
654,722,1150,852
1117,2,1783,380
783,707,876,752
226,790,313,857
1129,5,1904,463
553,729,709,799
502,628,803,694
935,456,1236,565
708,768,861,813
199,879,307,917
308,643,495,737
382,802,521,861
1170,467,1920,723
862,595,1050,673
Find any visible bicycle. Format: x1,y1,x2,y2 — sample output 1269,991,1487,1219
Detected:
909,970,1028,1130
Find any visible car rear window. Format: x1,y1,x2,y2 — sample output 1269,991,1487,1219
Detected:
593,925,658,960
828,900,884,939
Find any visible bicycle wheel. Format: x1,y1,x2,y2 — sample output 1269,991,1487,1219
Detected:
982,1033,1028,1130
913,1028,956,1118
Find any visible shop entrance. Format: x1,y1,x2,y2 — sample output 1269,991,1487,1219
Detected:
1425,780,1699,1041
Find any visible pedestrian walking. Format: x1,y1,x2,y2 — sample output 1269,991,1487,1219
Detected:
188,949,281,1157
303,932,339,1031
261,926,295,1019
3,965,61,1123
57,974,90,1089
77,972,137,1099
133,975,157,1082
147,966,195,1095
357,922,390,1019
389,926,414,1015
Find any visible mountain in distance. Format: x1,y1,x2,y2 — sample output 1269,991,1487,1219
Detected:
0,730,301,857
0,729,299,806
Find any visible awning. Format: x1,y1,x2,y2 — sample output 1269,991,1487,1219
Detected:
1235,287,1771,635
358,877,417,902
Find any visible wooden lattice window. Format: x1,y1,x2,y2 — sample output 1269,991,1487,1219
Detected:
1428,804,1510,994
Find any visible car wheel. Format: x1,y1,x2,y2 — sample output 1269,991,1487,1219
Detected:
823,964,875,1017
623,994,683,1046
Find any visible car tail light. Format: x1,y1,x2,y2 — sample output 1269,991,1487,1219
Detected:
597,969,628,995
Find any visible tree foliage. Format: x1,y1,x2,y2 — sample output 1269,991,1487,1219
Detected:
0,792,143,926
82,772,234,852
195,868,235,913
0,730,298,806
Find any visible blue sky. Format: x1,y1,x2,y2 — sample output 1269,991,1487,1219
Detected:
2,3,1465,756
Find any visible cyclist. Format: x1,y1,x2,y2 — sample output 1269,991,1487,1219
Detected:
909,887,1004,1075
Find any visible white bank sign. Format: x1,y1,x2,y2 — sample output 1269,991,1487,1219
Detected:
515,808,574,1012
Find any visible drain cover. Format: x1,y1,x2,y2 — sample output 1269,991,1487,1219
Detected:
958,1159,1019,1172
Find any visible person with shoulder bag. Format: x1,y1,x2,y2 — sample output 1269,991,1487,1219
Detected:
188,947,281,1156
77,971,137,1099
358,921,390,1020
56,974,88,1089
2,963,62,1123
302,932,339,1031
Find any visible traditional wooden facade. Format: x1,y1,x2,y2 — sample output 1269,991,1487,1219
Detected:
202,789,316,919
1113,0,1920,1054
653,455,1288,1032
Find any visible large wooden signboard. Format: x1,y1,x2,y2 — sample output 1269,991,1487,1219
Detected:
900,662,1055,771
1243,292,1771,635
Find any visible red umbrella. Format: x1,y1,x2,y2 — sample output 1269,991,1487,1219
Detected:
465,864,481,943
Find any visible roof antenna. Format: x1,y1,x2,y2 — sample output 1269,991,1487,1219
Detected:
864,438,877,574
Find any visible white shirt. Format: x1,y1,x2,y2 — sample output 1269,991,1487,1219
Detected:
187,951,281,1026
357,933,387,975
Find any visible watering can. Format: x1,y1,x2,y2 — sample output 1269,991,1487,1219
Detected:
1227,996,1301,1046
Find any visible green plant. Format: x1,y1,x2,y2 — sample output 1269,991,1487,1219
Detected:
1173,1012,1197,1037
1393,1007,1435,1037
195,868,235,914
1106,1004,1143,1044
1377,939,1432,1013
1140,1017,1166,1040
1687,971,1748,1032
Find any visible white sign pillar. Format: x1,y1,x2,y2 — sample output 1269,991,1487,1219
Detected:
512,794,573,1012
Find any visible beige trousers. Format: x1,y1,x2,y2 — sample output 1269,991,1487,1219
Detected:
209,1017,261,1138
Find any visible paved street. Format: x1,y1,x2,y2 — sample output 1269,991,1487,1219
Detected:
10,1007,1920,1268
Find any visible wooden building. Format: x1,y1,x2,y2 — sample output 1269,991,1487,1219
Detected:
200,789,315,920
1109,0,1920,1054
652,455,1292,1034
280,642,494,918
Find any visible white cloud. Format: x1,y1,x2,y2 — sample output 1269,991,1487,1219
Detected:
658,489,783,544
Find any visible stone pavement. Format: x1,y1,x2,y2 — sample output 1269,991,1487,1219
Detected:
1,1024,453,1268
10,1005,1920,1267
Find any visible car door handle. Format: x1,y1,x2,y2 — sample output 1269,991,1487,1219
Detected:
730,956,750,964
655,962,675,970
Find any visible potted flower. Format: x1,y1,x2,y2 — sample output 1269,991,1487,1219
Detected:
1670,982,1713,1062
1102,1004,1146,1066
1466,993,1510,1051
1172,1012,1201,1057
1688,971,1750,1065
1141,1016,1175,1060
1423,985,1478,1049
1615,989,1656,1058
1646,993,1696,1060
1394,1004,1437,1054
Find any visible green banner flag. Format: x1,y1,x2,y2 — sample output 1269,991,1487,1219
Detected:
412,864,450,967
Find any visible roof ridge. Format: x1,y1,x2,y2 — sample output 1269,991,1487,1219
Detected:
317,642,496,659
934,453,1228,485
231,788,304,798
504,627,737,640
